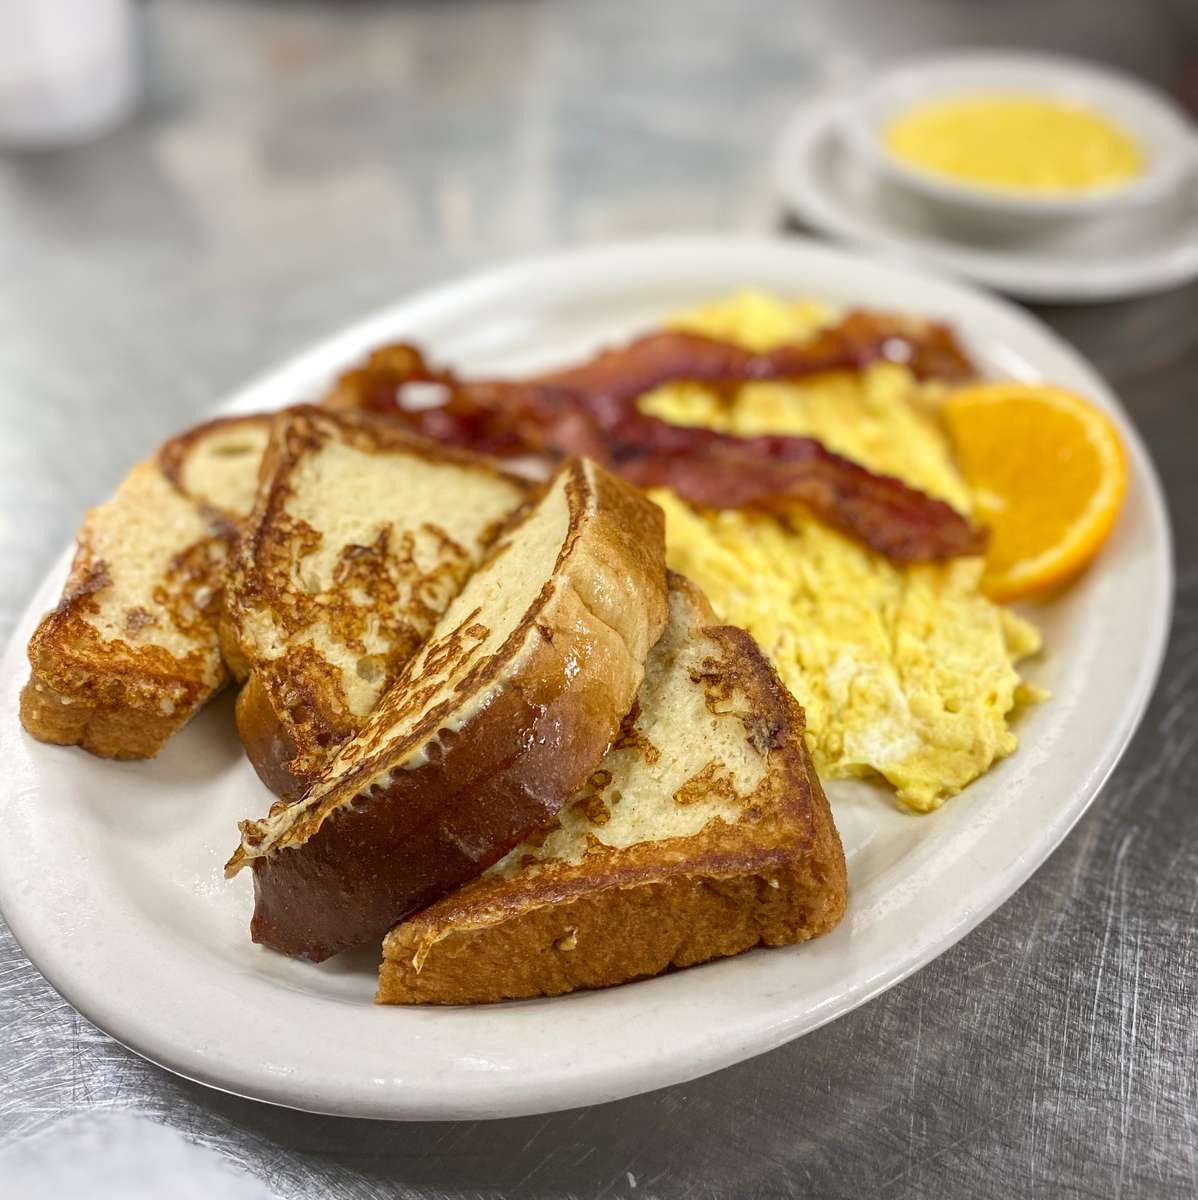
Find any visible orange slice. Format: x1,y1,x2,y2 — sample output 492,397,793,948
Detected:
944,383,1128,602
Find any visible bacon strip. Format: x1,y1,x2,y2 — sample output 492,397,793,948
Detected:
326,313,985,561
606,419,983,560
533,311,975,409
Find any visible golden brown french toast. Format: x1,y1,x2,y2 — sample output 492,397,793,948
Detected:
226,458,670,962
20,415,271,759
377,574,847,1004
222,406,530,798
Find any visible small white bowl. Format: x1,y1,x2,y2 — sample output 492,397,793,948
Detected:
843,51,1197,234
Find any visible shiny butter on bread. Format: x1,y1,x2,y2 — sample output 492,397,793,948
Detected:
20,415,271,759
377,573,847,1004
226,458,670,962
222,406,530,798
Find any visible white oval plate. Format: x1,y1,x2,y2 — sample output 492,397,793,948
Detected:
775,90,1198,302
0,237,1171,1120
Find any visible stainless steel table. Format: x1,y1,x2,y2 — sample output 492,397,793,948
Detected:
2,2,1195,1196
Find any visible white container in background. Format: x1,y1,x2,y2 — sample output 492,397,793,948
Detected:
839,52,1198,238
0,0,138,149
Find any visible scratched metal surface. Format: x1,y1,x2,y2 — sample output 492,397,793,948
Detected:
1,2,1196,1197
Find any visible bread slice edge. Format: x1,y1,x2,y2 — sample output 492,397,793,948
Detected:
226,459,670,960
377,576,847,1003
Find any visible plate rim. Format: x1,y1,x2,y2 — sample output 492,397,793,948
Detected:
0,234,1174,1120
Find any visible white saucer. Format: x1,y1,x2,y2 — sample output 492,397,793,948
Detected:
774,89,1198,302
0,238,1172,1119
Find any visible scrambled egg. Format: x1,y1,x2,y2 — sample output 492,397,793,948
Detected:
645,291,1043,812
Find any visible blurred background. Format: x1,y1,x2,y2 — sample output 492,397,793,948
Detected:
0,3,1195,633
2,3,1197,1198
2,4,1196,613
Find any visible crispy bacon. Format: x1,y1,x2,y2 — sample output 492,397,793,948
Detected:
606,419,983,560
326,313,985,561
532,311,975,408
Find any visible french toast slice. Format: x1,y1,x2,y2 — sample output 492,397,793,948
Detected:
158,414,276,522
226,458,670,961
377,574,847,1004
223,406,530,798
20,415,271,759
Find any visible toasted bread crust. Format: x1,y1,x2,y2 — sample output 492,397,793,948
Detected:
378,859,841,1004
234,673,306,797
231,459,669,961
19,672,195,759
218,613,252,683
377,581,846,1004
225,407,531,798
158,414,276,523
21,476,228,758
20,415,272,760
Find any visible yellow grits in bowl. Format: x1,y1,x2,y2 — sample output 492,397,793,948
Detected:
644,291,1044,813
883,93,1144,194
